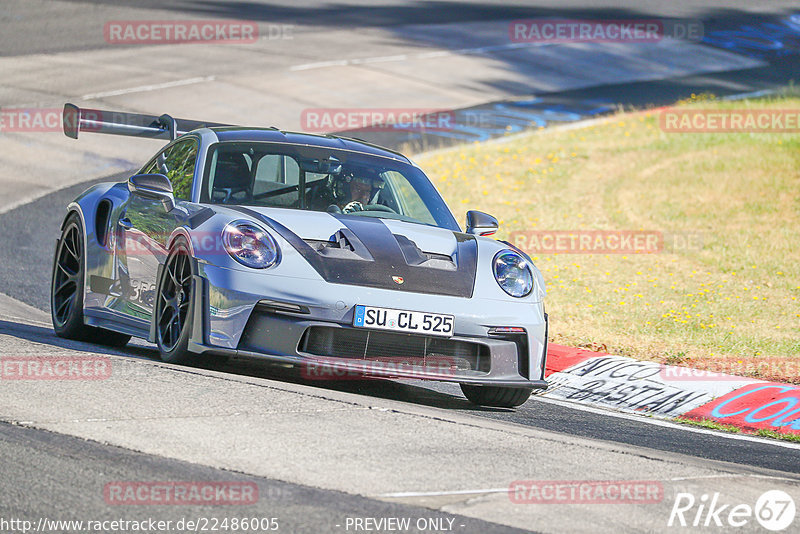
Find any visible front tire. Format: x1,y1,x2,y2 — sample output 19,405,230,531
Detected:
460,384,533,408
51,213,131,347
155,237,196,364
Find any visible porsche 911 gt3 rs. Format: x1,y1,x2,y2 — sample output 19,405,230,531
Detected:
51,104,548,407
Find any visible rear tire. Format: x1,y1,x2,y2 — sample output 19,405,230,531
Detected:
460,384,533,408
51,213,131,347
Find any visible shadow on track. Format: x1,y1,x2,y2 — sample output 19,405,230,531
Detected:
0,317,512,412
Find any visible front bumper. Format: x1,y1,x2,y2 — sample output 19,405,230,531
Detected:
191,263,549,388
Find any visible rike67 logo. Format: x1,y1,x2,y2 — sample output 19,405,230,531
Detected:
668,490,796,531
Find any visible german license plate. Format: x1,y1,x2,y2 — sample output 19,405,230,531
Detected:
353,305,454,337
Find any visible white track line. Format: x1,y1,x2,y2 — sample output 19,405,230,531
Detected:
378,473,799,499
0,313,51,328
724,89,777,101
290,43,537,71
533,395,800,450
80,76,215,101
380,488,508,498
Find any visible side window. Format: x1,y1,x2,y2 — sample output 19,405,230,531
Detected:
382,171,437,225
140,138,198,201
253,155,300,196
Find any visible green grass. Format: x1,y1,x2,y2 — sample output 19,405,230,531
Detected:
416,90,800,382
756,429,800,443
673,417,742,433
674,417,800,442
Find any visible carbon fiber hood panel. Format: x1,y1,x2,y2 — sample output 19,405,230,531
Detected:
229,207,478,298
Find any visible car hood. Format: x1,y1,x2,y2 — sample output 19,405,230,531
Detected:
226,206,479,298
255,207,460,255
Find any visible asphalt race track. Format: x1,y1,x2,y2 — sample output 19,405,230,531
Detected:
0,422,526,534
1,1,799,533
0,181,799,477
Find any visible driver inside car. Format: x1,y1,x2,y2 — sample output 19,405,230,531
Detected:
326,169,385,214
344,174,381,213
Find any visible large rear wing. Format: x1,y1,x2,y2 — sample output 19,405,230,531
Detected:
62,103,233,141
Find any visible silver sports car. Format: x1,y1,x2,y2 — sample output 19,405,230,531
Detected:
52,104,548,407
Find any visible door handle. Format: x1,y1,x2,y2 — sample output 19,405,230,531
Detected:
118,217,133,230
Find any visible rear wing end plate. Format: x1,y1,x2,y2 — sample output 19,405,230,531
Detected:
62,103,233,141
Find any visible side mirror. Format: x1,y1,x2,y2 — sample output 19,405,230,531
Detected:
128,173,175,212
466,210,498,237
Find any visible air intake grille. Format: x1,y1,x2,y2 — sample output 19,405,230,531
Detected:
299,326,490,373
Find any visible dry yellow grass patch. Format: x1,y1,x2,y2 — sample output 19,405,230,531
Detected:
415,94,800,382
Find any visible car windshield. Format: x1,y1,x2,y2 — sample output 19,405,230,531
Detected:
200,141,459,231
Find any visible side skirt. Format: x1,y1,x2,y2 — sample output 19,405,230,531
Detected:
84,308,150,339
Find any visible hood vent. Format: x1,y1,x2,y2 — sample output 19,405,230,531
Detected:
394,234,456,271
305,228,372,261
304,231,455,270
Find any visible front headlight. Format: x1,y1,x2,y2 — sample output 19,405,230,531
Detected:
222,221,280,269
493,250,533,297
